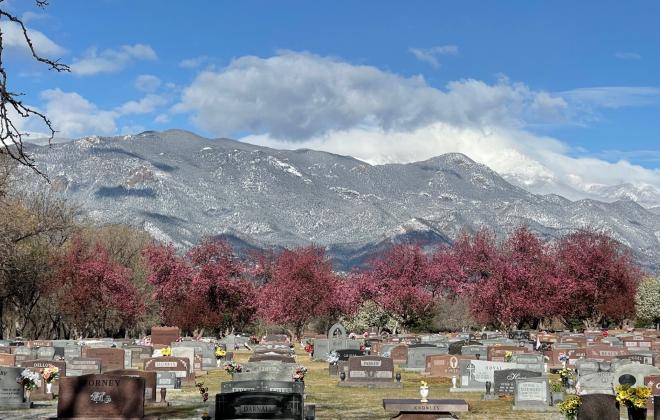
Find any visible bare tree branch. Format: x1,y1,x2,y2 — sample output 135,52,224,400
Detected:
0,0,69,177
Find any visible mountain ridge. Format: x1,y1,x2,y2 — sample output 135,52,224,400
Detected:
23,130,660,271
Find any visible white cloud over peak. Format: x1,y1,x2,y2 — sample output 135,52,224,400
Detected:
38,89,117,137
71,43,157,76
409,45,459,68
117,94,168,115
2,20,66,57
175,51,660,202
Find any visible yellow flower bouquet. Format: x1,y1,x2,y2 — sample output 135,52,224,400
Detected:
615,384,651,409
558,395,581,420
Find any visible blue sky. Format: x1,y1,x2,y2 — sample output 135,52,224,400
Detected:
4,0,660,195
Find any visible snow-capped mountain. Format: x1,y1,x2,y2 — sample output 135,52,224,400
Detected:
24,130,660,271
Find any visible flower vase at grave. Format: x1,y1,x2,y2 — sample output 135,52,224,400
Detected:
24,389,31,402
451,376,457,389
46,382,53,394
419,385,429,403
339,371,346,382
485,381,491,395
395,372,401,383
626,405,647,420
160,387,167,403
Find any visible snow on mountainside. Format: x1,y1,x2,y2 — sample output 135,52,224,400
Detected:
23,130,660,271
586,183,660,209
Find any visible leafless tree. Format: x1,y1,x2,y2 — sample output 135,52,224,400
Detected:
0,0,69,174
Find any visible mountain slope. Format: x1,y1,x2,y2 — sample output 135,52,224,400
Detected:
25,130,660,271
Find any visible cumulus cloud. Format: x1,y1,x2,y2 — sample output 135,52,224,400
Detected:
38,89,117,137
176,51,568,140
409,45,459,68
2,20,66,56
135,74,162,92
71,44,157,75
117,94,168,115
175,51,660,199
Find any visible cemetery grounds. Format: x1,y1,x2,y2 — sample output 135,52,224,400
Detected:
0,344,573,420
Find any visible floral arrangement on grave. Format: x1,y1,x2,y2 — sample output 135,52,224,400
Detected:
304,338,314,353
223,361,242,374
559,353,570,367
195,381,209,403
161,346,172,357
419,381,429,403
16,369,41,400
615,384,651,409
215,347,226,359
559,367,575,381
558,395,581,420
42,366,60,384
293,365,308,382
326,351,339,365
504,351,513,362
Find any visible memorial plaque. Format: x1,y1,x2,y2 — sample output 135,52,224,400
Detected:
27,340,53,348
405,346,448,370
577,371,615,395
64,346,82,360
57,374,145,418
586,345,630,361
215,391,303,420
494,369,542,395
456,360,524,390
17,359,66,400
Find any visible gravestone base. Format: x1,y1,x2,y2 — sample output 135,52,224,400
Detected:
29,392,54,401
449,387,482,393
0,401,32,409
481,394,498,400
512,404,557,412
383,399,468,420
402,368,425,373
338,382,403,389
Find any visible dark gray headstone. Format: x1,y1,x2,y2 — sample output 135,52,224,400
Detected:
0,366,28,408
221,380,304,394
493,369,542,395
215,391,303,419
577,394,619,420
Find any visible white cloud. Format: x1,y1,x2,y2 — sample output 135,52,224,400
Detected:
38,89,117,137
179,55,209,69
615,51,641,60
154,113,170,124
134,74,162,92
70,43,157,76
409,45,458,68
176,51,567,140
117,94,168,115
1,20,66,56
175,51,660,199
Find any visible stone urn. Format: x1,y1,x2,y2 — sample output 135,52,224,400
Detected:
339,371,346,382
419,385,429,403
451,376,457,389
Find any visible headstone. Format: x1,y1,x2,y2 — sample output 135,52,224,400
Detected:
577,371,615,395
66,358,102,376
425,355,472,378
11,346,36,363
107,369,157,402
82,348,125,373
453,360,524,391
344,356,396,384
448,340,482,355
510,354,545,373
327,323,347,338
221,380,304,395
248,353,296,364
143,357,190,378
494,369,542,395
586,345,630,361
577,394,619,420
16,359,66,400
0,366,29,408
513,377,550,410
215,391,304,420
389,345,408,365
171,341,216,368
0,354,16,367
336,349,365,361
156,371,178,390
487,345,531,362
27,340,52,348
150,326,180,348
614,363,660,388
171,347,195,374
404,346,449,370
64,346,82,360
36,347,55,360
645,375,660,413
57,374,145,418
